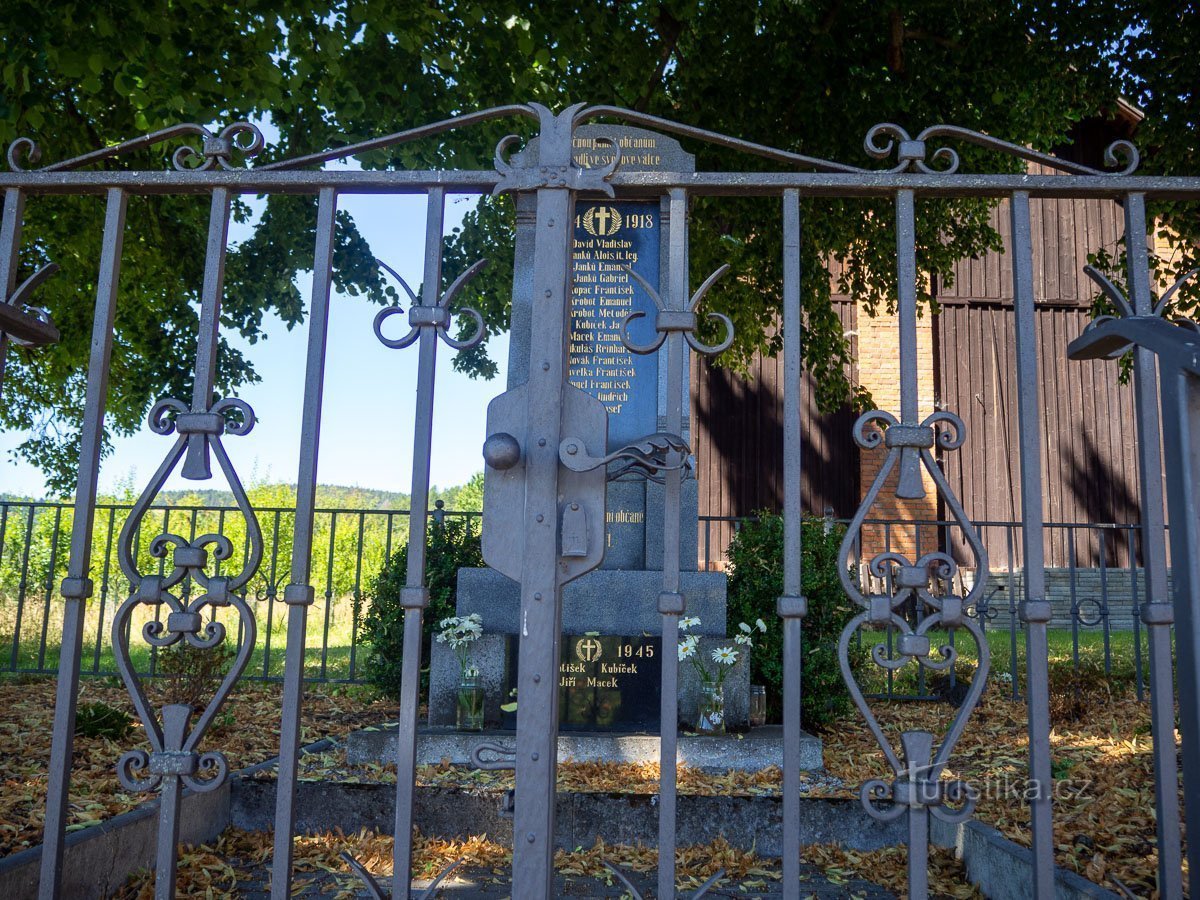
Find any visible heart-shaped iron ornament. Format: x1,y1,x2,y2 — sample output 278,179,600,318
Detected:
836,407,991,828
112,396,261,796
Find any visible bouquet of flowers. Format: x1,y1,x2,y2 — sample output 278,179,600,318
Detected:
436,614,484,730
436,613,483,678
677,615,766,687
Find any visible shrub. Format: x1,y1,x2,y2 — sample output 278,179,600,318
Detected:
361,515,484,699
158,641,236,712
75,701,133,740
726,512,860,731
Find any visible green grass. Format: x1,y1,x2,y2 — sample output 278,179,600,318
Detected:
0,594,362,682
843,626,1148,697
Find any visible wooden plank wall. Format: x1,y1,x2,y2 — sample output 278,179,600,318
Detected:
691,299,860,568
934,185,1142,567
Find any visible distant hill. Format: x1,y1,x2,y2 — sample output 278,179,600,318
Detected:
1,474,484,512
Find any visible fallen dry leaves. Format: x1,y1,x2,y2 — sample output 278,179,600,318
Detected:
113,827,979,898
0,676,393,856
0,675,1182,898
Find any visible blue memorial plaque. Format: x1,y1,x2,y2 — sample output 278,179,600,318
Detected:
569,200,660,450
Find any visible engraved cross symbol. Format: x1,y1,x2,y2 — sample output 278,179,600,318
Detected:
578,638,602,662
591,206,613,235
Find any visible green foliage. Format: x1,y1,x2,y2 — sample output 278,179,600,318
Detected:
360,515,483,699
726,512,859,731
6,2,1197,489
158,641,236,712
75,700,132,740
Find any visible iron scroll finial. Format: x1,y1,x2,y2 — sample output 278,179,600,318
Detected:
373,257,488,351
6,121,265,172
491,102,622,196
619,264,735,357
864,122,1140,176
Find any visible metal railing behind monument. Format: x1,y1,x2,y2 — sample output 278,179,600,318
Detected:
0,497,1155,699
700,513,1163,701
0,499,479,683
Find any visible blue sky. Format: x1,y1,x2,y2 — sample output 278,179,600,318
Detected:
1,191,507,499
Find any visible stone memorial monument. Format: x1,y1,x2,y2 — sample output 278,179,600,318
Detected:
428,125,747,730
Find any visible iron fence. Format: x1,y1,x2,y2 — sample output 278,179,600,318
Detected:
2,103,1195,899
0,499,479,683
0,498,1155,701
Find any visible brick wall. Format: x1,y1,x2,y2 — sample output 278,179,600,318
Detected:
852,297,940,562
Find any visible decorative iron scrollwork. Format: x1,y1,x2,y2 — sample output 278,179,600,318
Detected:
602,861,725,899
1081,264,1200,356
619,264,734,357
837,406,990,833
864,122,1139,176
492,103,621,196
373,257,488,351
7,121,264,172
559,431,692,480
1,261,60,347
111,395,261,798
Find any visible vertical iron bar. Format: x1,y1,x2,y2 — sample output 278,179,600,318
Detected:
511,122,576,900
39,187,128,900
1009,191,1055,898
1069,529,1080,671
262,509,282,679
1099,532,1112,675
1156,363,1200,889
1006,526,1018,699
270,186,338,900
657,187,689,900
92,506,117,674
36,506,63,670
348,512,365,680
11,508,34,668
1130,528,1145,700
779,189,805,900
893,187,936,892
1123,192,1182,896
0,188,26,405
391,186,446,897
320,513,337,679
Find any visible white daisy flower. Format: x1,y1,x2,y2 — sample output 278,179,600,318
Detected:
712,646,738,666
682,634,700,649
678,641,697,661
734,633,752,646
739,622,752,633
679,616,701,631
755,618,767,632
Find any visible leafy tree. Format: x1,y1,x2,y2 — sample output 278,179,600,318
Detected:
3,1,1195,491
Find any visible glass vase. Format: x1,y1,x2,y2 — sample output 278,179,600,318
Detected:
749,684,767,728
456,674,485,731
695,683,725,736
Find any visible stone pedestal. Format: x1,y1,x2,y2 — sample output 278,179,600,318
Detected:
428,124,746,735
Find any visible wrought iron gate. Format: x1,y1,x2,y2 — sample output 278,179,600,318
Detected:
2,103,1196,899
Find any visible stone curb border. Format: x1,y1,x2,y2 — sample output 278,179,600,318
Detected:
1,741,1119,900
0,739,331,900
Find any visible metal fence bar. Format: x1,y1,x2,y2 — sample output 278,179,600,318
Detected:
389,186,446,897
1121,192,1183,896
270,185,338,899
0,187,26,404
1009,190,1055,898
38,186,128,900
778,188,806,900
656,186,688,900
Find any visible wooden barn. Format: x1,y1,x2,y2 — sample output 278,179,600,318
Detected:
691,110,1147,569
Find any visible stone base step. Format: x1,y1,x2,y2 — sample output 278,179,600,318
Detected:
346,724,823,772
